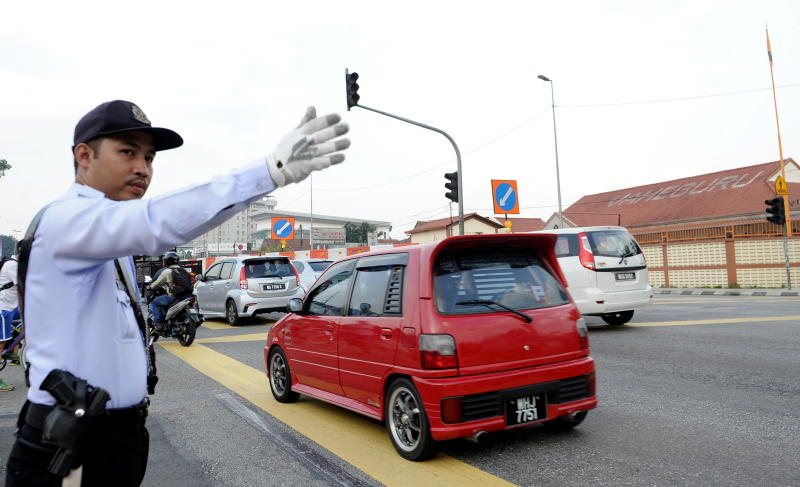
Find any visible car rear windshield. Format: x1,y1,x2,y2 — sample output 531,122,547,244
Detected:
433,248,570,315
308,261,333,272
586,230,642,258
243,259,294,278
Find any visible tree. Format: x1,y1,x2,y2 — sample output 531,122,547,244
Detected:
252,229,269,240
260,240,284,252
345,222,377,245
0,159,11,178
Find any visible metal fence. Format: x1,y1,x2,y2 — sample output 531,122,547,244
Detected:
631,219,799,244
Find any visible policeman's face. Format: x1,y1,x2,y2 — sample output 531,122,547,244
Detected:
74,131,155,201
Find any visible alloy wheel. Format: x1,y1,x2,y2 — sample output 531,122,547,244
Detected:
270,353,288,396
388,386,423,452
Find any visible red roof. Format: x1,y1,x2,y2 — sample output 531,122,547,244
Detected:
504,217,546,232
564,159,799,228
406,213,504,235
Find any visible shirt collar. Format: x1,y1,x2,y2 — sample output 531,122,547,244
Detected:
66,183,105,199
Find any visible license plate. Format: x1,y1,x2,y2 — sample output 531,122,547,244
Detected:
615,272,635,281
262,283,285,291
505,394,547,426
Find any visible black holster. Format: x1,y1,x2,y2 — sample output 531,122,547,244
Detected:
34,369,111,477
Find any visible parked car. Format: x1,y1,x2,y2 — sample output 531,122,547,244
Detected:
531,226,653,325
196,256,304,325
291,259,334,291
265,234,597,461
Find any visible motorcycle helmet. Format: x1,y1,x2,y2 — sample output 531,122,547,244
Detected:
163,251,180,266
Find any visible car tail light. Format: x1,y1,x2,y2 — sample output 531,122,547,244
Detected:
441,397,462,423
240,267,248,290
420,334,458,369
588,372,596,397
576,318,589,349
578,232,596,270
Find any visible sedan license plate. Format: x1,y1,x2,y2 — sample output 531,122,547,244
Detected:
262,283,285,291
615,272,635,281
505,394,546,426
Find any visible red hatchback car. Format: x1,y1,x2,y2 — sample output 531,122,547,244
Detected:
265,234,597,460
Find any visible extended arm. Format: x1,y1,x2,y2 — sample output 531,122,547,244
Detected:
40,107,349,273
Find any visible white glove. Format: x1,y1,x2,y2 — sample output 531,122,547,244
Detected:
266,106,351,186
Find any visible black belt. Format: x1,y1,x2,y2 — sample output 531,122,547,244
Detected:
24,399,149,431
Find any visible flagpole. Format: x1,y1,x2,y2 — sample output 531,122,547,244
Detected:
766,27,792,289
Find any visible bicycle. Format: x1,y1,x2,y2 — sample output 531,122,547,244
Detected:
0,319,26,371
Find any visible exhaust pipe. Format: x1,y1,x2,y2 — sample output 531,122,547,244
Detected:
465,431,488,444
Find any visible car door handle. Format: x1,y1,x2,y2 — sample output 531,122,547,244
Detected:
380,328,393,339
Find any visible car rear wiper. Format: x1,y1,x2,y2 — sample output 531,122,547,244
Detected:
455,299,533,323
618,249,636,264
258,273,284,278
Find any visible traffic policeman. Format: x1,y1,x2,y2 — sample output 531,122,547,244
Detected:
5,100,350,486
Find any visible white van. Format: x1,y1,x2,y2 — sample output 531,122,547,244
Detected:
532,226,653,325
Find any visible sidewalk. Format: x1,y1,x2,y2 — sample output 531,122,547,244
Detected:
654,288,799,297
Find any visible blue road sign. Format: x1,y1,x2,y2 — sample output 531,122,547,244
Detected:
273,218,294,239
494,182,517,212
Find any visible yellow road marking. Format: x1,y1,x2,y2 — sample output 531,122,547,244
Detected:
199,321,233,330
195,333,266,343
625,315,800,327
201,320,274,331
161,343,518,487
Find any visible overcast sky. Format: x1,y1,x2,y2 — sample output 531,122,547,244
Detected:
2,0,799,239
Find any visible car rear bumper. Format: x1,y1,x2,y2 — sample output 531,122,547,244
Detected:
413,356,597,441
572,286,653,315
237,287,305,316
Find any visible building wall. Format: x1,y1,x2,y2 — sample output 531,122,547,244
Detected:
408,219,499,243
463,219,499,236
635,221,800,288
409,228,448,244
734,239,800,263
666,242,727,267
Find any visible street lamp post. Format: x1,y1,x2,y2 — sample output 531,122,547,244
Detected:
538,74,564,228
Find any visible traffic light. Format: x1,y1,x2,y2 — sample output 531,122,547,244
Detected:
444,172,459,203
765,197,786,225
345,71,360,110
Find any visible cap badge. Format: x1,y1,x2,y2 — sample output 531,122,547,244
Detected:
131,105,151,125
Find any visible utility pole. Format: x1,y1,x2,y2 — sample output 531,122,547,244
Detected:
766,27,792,289
538,75,564,228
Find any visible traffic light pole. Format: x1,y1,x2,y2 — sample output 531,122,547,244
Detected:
782,224,791,289
354,103,465,235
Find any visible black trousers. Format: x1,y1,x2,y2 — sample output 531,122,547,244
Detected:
5,409,149,487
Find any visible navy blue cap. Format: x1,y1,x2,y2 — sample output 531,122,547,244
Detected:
73,100,183,151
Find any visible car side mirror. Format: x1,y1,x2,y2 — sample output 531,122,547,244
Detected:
196,274,206,282
287,298,304,313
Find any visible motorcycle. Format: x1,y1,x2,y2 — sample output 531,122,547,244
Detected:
144,276,203,347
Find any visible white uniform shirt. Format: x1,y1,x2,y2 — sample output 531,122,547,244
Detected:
0,258,18,311
25,159,275,408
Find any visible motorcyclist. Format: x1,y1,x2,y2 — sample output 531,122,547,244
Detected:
147,252,182,332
